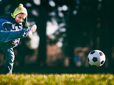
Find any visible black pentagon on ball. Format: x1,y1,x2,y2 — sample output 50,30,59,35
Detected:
92,57,98,62
90,50,95,54
99,52,103,56
101,61,104,64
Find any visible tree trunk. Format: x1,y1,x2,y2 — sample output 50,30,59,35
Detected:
36,1,48,66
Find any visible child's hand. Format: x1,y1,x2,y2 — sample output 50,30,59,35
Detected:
9,41,16,48
9,40,19,48
11,42,16,47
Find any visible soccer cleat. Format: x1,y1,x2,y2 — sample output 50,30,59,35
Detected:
26,24,37,37
30,25,37,33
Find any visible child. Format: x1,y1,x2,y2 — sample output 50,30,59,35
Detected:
0,3,37,74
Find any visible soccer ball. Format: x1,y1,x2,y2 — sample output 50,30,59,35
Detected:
88,50,106,67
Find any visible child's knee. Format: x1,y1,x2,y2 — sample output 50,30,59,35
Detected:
6,55,15,63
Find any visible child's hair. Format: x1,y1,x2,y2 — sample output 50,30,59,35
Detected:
11,3,28,27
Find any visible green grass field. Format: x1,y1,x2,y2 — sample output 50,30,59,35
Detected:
0,74,113,85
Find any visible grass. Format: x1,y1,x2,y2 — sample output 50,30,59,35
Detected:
0,74,113,85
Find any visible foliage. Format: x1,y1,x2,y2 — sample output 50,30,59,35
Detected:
0,74,114,85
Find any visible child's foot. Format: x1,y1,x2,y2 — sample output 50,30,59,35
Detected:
27,25,37,37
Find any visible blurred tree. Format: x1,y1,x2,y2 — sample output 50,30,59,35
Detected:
100,0,114,68
36,0,49,66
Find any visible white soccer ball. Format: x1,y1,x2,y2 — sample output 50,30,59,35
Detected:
88,50,106,67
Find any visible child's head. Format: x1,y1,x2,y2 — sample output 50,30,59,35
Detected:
11,4,28,24
15,13,26,23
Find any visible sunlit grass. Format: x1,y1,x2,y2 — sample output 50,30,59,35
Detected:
0,74,113,85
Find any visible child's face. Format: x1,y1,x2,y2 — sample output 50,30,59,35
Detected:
15,13,26,23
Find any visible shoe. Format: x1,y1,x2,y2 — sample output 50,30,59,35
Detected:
27,25,37,37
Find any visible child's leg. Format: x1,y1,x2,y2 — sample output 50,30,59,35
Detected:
0,25,36,43
1,43,15,74
0,30,26,43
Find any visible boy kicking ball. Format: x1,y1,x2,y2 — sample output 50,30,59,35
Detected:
0,3,37,74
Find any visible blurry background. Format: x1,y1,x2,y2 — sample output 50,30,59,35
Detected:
0,0,114,73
